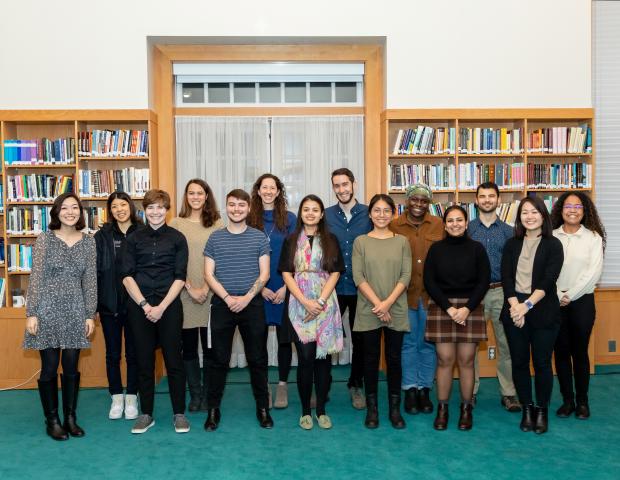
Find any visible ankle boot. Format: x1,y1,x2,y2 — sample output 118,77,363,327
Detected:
404,387,419,414
38,377,68,441
433,403,449,430
364,393,379,429
61,373,85,437
556,398,575,418
418,387,434,413
458,403,473,430
520,403,535,432
388,394,406,429
184,359,202,412
534,406,548,434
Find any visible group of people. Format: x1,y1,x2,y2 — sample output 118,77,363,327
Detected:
22,167,606,440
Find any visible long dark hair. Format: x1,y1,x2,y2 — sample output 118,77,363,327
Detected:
514,196,553,239
49,192,86,230
178,178,220,228
106,191,141,226
248,173,289,232
289,194,339,271
550,191,606,250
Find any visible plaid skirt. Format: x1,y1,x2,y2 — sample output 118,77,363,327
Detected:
425,298,487,343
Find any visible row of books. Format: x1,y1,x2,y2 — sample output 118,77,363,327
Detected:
6,206,51,235
526,163,591,189
0,278,5,307
396,201,522,225
458,162,525,190
3,138,75,165
77,130,148,157
78,168,150,198
6,175,73,202
0,238,4,263
528,126,592,154
8,244,33,272
389,164,456,190
392,127,457,155
459,128,523,155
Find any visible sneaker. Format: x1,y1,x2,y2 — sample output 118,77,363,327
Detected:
316,414,332,429
299,415,313,430
274,383,288,409
350,387,366,410
131,414,155,434
109,394,124,420
173,414,190,433
501,395,522,412
124,394,139,420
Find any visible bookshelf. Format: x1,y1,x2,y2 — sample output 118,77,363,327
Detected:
382,109,594,224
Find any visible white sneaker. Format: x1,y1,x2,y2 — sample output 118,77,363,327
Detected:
124,394,139,420
109,394,124,420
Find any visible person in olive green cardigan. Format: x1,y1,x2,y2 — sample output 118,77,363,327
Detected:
352,194,412,429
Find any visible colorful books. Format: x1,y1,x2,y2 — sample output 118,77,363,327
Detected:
78,129,148,157
389,163,456,191
527,126,592,154
458,162,525,190
392,126,456,155
526,163,591,189
3,138,75,165
78,168,150,198
8,244,33,272
6,206,51,234
459,128,522,154
6,175,73,202
0,278,5,307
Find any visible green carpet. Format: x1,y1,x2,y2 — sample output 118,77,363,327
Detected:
0,367,618,480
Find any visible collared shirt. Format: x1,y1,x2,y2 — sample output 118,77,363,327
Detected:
325,200,372,295
468,217,514,283
389,211,444,308
121,223,188,300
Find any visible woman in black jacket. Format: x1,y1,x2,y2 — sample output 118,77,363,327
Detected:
94,191,144,421
501,196,564,434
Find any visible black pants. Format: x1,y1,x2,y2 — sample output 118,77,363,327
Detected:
295,341,331,416
504,316,560,407
206,296,269,409
338,294,364,388
275,325,292,383
39,348,80,382
127,297,186,416
182,326,209,362
362,328,404,396
554,294,596,404
100,312,138,395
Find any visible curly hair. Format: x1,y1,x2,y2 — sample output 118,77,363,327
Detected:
178,178,221,228
551,191,607,250
247,173,289,232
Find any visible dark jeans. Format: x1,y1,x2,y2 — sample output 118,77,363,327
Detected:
100,312,138,395
554,293,596,404
504,314,560,407
362,328,404,396
338,294,364,388
39,348,80,381
127,297,186,416
206,296,269,409
295,341,331,416
182,326,209,363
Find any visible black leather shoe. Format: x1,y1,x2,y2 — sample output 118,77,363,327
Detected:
37,377,69,441
575,403,590,419
404,387,419,415
418,388,434,414
556,399,576,418
61,373,85,437
520,403,535,432
433,403,449,430
256,408,274,429
388,394,406,429
364,393,379,429
534,406,548,434
204,408,221,431
458,403,473,431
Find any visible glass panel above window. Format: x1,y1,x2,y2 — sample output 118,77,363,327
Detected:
181,83,205,104
309,82,332,103
335,82,357,103
284,82,307,103
208,83,230,103
234,83,256,103
259,83,281,103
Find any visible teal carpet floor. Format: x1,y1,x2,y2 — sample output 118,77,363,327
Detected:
0,367,618,480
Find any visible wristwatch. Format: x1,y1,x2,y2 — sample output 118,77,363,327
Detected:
139,300,148,308
317,298,326,307
524,300,534,310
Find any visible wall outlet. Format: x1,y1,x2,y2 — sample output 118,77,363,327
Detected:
609,340,617,353
488,346,496,360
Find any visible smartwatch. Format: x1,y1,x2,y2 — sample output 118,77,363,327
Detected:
139,300,148,308
524,300,534,310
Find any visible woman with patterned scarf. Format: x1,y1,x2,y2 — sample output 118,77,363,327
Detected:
279,194,344,430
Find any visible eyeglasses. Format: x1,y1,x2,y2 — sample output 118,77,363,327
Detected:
563,204,584,210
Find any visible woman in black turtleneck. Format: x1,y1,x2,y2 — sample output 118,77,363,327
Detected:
423,205,490,431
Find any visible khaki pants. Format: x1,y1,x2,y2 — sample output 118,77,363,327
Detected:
473,287,516,397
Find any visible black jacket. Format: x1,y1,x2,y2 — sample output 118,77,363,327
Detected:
94,222,144,316
500,235,564,328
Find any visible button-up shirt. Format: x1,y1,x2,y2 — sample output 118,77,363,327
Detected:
122,223,188,300
389,211,444,308
468,217,514,283
325,200,372,295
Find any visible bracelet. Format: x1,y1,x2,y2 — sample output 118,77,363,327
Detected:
223,294,229,301
317,298,326,307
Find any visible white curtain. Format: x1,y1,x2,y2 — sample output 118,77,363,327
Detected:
174,115,364,367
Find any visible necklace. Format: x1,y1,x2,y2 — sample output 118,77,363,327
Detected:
265,223,276,242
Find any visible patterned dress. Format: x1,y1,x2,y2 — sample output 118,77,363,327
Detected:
23,231,97,350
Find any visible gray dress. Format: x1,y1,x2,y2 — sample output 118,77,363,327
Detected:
23,231,97,350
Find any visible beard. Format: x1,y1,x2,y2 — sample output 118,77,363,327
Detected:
477,203,498,214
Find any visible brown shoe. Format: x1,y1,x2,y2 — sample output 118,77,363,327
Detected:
433,403,449,430
501,395,522,412
458,403,473,430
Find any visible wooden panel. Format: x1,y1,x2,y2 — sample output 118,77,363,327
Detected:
383,108,595,121
0,110,154,122
594,289,620,364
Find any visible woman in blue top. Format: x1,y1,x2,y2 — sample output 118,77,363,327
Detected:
248,173,296,409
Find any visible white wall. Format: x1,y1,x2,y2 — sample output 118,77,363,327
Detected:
0,0,591,109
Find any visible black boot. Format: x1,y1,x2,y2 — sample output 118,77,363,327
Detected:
184,359,202,413
61,373,85,437
433,403,449,430
364,393,379,429
204,408,221,431
520,403,535,432
458,403,473,430
418,387,434,413
389,394,406,429
534,406,548,434
575,403,590,419
404,387,419,414
556,397,575,418
37,377,68,441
